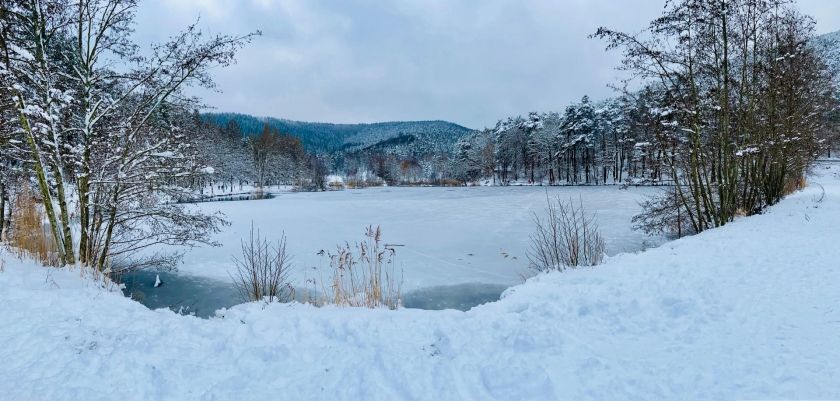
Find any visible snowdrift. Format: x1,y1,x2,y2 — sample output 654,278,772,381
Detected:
1,164,839,400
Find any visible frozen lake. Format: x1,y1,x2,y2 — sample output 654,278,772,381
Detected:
120,270,512,317
158,186,666,292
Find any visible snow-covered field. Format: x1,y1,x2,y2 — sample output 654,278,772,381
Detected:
171,186,665,290
1,164,839,400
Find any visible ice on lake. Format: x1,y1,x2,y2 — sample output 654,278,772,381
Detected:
161,185,666,292
120,270,510,316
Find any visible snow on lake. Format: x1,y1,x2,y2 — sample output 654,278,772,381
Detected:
164,186,666,291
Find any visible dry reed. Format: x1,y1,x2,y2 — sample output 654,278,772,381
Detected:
7,188,60,266
322,225,401,309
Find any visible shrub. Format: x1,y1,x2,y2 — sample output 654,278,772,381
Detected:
440,178,464,187
528,196,605,272
230,225,295,303
322,225,401,309
345,176,385,189
632,187,695,239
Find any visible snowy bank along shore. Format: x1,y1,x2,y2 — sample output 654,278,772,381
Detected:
1,163,839,400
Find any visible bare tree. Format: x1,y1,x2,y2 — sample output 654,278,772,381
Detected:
0,0,257,269
595,0,839,233
632,186,694,239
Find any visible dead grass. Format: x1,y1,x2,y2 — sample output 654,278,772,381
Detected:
320,225,402,309
7,188,60,266
784,175,807,196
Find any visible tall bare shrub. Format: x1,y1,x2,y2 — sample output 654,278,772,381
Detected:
230,225,294,303
529,196,605,272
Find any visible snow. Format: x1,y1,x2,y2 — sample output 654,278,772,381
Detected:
169,186,665,291
1,164,839,400
326,174,344,185
8,43,34,61
736,146,760,156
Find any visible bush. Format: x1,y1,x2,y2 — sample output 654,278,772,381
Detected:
345,176,385,189
528,196,605,271
632,187,695,238
440,178,464,187
322,225,401,309
230,225,295,303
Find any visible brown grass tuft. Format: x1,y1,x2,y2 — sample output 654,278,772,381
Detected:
784,175,807,196
322,225,402,309
7,187,60,266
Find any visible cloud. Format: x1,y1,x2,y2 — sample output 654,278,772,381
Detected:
134,0,840,129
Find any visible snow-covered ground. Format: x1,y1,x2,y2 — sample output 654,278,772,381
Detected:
170,186,664,291
1,164,839,399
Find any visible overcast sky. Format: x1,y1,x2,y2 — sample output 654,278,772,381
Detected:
135,0,840,129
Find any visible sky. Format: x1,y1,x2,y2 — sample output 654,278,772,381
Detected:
135,0,840,129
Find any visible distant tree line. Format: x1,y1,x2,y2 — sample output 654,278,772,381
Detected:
198,117,462,188
453,95,668,186
193,117,328,193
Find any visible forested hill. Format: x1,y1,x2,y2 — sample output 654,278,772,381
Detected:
202,112,473,153
815,30,840,82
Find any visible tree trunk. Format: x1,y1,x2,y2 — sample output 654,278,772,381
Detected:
98,184,120,271
78,168,90,265
21,116,66,265
0,182,5,242
47,162,76,264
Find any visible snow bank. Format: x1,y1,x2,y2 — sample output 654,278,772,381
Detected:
1,164,839,400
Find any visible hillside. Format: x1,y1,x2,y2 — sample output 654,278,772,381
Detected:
814,29,840,81
2,163,839,400
203,113,474,154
